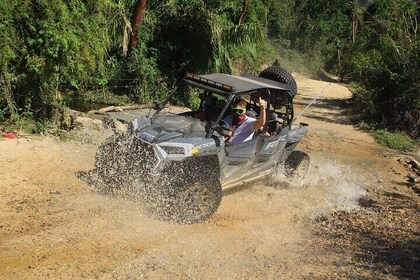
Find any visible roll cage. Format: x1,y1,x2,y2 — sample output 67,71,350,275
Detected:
154,73,295,138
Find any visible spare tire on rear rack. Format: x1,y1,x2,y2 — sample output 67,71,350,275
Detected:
259,60,297,98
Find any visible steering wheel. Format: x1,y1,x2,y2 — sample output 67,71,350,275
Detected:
214,119,234,138
218,119,231,128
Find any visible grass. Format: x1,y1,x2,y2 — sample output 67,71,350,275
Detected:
64,89,134,113
370,129,419,152
82,90,132,106
1,117,43,135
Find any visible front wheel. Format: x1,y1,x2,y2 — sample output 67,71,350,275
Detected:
172,178,222,224
142,175,222,224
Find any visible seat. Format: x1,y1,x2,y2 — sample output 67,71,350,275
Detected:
246,109,258,118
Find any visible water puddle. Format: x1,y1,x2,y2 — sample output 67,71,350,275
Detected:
268,155,367,216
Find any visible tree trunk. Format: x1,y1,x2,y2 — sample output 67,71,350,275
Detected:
235,0,249,25
352,11,357,43
0,73,16,117
128,0,147,52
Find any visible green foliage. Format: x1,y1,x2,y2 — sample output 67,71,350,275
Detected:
139,0,271,103
10,115,49,134
0,0,417,139
350,83,377,120
262,0,419,138
371,129,419,152
0,0,112,121
0,108,5,121
126,45,166,103
2,0,274,123
80,90,132,107
184,90,202,111
271,43,323,76
341,0,419,137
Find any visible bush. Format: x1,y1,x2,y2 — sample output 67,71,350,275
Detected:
342,0,420,137
371,129,419,152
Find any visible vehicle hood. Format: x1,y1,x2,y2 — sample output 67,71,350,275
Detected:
131,113,208,144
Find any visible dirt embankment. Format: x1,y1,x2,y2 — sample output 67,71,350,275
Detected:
0,74,419,279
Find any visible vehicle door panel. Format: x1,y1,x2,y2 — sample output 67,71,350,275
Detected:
255,134,287,165
221,138,258,181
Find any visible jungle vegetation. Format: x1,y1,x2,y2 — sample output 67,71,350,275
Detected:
0,0,418,139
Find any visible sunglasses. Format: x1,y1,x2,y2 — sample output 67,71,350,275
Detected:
231,107,246,115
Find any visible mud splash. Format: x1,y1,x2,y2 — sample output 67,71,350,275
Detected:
76,133,223,224
64,152,369,279
270,154,367,214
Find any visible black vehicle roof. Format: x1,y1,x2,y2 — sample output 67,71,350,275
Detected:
183,73,292,96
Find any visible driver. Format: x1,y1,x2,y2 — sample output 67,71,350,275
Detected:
223,97,267,144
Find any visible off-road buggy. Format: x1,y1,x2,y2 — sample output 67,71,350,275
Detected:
82,63,310,223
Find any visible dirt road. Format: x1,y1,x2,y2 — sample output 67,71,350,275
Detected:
1,75,418,279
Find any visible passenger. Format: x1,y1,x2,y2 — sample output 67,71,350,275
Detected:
197,96,218,122
266,112,281,136
224,97,267,144
215,99,226,115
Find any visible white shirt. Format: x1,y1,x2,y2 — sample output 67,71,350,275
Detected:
224,115,256,144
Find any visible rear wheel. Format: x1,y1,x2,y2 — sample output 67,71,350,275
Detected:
284,150,310,179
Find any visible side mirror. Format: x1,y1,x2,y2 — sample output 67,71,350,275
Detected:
214,125,234,138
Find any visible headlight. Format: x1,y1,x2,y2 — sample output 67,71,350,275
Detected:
160,145,185,155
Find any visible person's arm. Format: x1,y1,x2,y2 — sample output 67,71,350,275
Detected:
253,97,267,131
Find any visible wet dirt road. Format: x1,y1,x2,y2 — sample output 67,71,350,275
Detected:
1,74,418,279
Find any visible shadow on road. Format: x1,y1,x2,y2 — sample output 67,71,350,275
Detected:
294,96,353,125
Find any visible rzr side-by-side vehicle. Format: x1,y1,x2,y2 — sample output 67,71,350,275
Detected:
82,63,310,223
